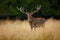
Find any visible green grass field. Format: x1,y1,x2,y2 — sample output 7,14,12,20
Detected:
0,18,60,40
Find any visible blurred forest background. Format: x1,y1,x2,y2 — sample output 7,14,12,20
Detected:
0,0,60,20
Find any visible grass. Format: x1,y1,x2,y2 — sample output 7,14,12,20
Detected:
0,18,60,40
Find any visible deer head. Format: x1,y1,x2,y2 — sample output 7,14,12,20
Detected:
17,5,41,16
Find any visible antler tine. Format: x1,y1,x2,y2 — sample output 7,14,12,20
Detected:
32,5,41,13
17,6,26,13
17,7,19,10
36,5,41,10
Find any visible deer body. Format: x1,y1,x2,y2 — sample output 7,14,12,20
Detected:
27,13,37,29
17,5,46,30
26,12,45,30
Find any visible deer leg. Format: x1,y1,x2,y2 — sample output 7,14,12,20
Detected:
30,25,34,30
31,24,36,30
40,23,44,28
29,22,34,30
41,24,44,27
33,24,37,30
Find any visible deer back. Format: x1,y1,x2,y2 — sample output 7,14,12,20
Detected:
34,18,46,24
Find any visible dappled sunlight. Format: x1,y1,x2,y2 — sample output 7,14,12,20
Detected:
0,18,60,40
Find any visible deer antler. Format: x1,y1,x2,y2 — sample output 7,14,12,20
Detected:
17,5,41,15
17,7,26,13
32,5,41,13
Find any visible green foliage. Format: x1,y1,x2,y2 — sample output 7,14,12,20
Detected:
0,0,60,18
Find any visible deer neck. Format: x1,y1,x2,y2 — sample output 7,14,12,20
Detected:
27,14,31,21
27,14,34,21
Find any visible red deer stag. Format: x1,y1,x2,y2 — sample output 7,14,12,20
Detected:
17,5,46,30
